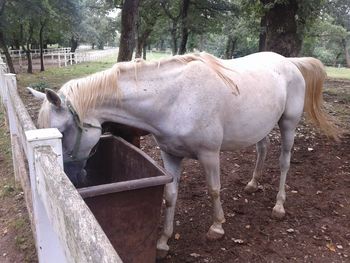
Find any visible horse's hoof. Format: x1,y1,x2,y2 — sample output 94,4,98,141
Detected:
244,182,258,193
156,248,169,259
272,204,285,219
206,224,225,240
156,242,169,259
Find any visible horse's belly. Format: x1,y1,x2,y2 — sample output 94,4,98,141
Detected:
221,121,277,150
221,96,285,150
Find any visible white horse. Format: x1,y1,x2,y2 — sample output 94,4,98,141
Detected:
30,52,338,256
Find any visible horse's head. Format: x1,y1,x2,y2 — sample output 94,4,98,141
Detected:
29,87,102,186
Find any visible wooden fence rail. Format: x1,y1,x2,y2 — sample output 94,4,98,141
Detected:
0,60,122,263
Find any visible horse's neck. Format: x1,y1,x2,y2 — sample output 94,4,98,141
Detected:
92,64,185,135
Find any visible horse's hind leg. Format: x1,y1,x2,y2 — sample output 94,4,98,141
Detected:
198,151,226,240
156,151,183,258
245,136,269,193
272,118,297,219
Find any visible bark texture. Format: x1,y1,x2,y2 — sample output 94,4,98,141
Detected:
178,0,190,55
260,0,302,57
117,0,140,62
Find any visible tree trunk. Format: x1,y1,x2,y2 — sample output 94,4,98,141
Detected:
23,46,32,74
71,36,78,53
171,21,178,55
70,36,78,63
136,28,153,59
39,21,46,72
178,0,190,55
199,35,204,52
135,40,143,59
333,52,342,67
342,38,350,68
23,23,34,74
260,0,301,57
117,0,140,62
0,30,15,73
225,35,236,59
259,13,267,52
142,43,146,60
0,1,15,73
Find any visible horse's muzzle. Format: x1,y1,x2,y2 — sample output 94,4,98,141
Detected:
64,161,88,187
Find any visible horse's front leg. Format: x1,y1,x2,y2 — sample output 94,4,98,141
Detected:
198,151,226,240
245,136,269,193
156,151,183,258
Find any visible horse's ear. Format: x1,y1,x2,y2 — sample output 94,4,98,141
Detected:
45,89,61,108
26,87,45,100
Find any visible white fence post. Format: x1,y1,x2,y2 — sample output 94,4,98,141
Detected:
4,74,18,135
0,61,8,105
25,128,68,263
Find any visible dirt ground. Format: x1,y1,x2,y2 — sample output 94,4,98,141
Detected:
1,77,349,262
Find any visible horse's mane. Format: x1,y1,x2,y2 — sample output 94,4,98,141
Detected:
38,52,238,127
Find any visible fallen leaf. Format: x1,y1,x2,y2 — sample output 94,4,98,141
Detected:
326,243,336,252
174,233,180,240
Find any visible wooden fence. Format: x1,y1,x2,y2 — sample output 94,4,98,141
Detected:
0,60,122,262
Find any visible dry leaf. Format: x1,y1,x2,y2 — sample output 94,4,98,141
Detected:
326,243,336,252
174,233,180,240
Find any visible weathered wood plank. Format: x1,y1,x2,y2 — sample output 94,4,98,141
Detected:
7,85,35,131
11,134,35,234
34,146,123,263
0,62,7,105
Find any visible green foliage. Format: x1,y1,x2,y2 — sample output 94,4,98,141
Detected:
302,8,349,65
29,81,51,92
1,0,349,67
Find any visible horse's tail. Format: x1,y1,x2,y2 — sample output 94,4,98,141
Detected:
288,57,340,140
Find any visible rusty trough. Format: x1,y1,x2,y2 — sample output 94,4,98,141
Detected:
78,135,172,263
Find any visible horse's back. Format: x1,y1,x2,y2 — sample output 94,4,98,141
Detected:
155,52,306,154
216,52,303,149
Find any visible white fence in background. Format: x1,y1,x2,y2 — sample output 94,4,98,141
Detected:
1,47,118,71
0,60,122,262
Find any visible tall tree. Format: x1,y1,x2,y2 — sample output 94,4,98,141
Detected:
326,0,350,67
259,0,300,56
259,0,324,56
0,0,15,73
178,0,190,54
160,0,181,55
136,0,162,59
117,0,140,62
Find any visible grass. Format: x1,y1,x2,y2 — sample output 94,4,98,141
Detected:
326,66,350,80
0,109,37,262
17,58,117,90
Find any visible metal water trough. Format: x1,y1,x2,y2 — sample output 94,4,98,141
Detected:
78,135,172,263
